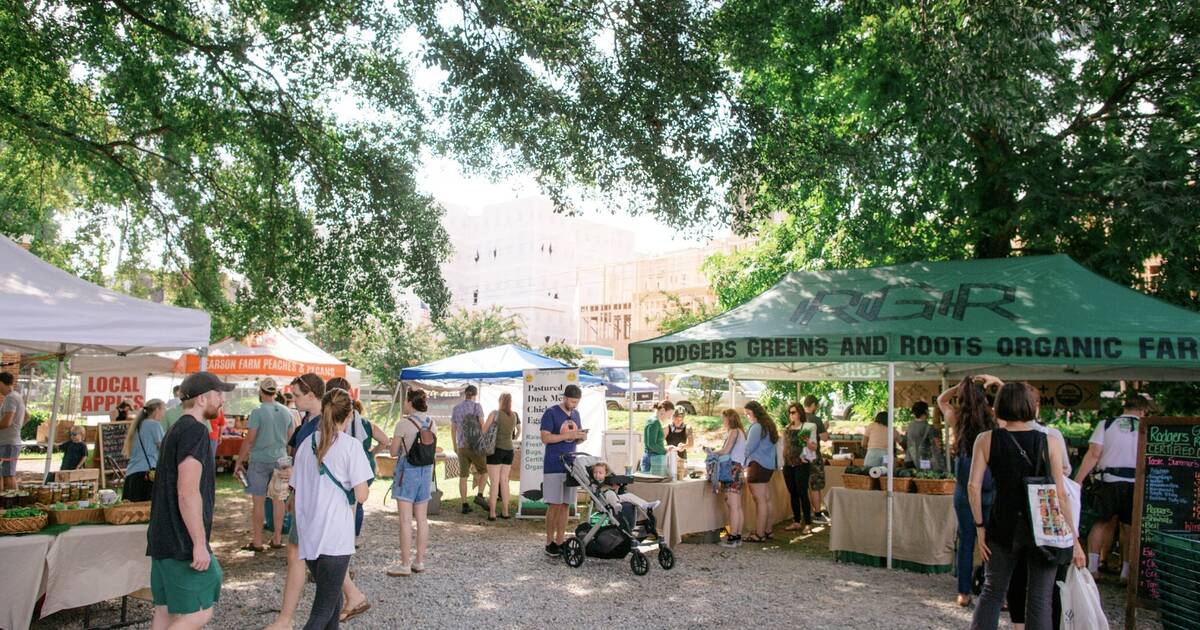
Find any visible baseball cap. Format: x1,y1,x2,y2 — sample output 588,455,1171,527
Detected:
179,371,235,401
259,377,279,394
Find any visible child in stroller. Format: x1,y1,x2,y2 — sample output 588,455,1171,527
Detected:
560,452,675,575
591,461,661,532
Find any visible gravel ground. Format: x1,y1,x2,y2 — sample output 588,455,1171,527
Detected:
18,442,1154,629
33,487,1157,629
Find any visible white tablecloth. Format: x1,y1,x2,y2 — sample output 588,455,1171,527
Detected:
627,474,790,546
0,534,53,630
41,524,151,618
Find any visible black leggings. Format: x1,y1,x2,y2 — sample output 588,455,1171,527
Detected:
782,464,812,524
304,554,350,630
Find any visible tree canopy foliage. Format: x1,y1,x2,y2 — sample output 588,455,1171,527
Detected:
1,0,450,338
3,0,1197,344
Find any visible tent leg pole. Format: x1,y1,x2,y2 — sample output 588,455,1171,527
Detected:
940,373,951,471
387,382,402,421
887,362,895,570
198,346,208,372
627,371,634,475
43,346,66,478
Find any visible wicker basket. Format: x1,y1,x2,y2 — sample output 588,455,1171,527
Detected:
47,506,105,526
104,501,152,525
0,513,48,535
842,474,874,490
890,478,916,493
913,478,957,495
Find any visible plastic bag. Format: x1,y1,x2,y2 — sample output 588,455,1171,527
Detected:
1057,565,1109,630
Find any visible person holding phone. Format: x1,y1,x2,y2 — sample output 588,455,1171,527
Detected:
539,384,585,557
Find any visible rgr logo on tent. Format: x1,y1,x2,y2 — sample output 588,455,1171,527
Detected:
790,282,1020,326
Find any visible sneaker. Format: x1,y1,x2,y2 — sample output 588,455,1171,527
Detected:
461,503,470,514
544,543,561,557
386,563,412,577
646,500,661,511
813,512,830,524
412,562,425,573
473,494,488,509
720,535,741,548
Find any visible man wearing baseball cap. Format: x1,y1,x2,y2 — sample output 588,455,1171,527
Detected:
147,371,234,628
539,384,586,556
234,378,293,552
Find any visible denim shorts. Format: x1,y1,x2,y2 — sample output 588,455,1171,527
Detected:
392,458,433,504
243,461,275,497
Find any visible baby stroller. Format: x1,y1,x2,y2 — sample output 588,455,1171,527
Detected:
560,452,675,576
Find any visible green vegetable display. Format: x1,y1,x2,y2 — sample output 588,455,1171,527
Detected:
3,507,45,518
914,471,955,480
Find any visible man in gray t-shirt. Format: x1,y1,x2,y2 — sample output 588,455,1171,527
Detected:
0,372,28,489
450,385,488,513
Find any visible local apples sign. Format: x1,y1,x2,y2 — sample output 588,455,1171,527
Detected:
80,373,146,414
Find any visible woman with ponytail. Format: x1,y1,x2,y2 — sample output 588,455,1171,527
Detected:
939,375,1001,608
122,399,166,501
290,388,374,629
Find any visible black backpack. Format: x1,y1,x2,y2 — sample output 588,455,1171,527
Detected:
404,415,437,467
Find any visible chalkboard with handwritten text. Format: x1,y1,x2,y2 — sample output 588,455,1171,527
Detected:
97,421,132,489
1127,417,1200,614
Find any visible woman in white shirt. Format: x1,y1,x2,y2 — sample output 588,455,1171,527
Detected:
290,388,374,629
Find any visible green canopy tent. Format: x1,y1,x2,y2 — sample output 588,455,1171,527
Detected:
628,255,1200,567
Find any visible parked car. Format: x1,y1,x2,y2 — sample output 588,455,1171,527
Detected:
597,363,658,411
664,375,766,416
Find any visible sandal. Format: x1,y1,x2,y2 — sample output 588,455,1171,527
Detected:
743,534,766,543
764,531,775,540
339,599,371,622
499,514,511,519
268,542,285,549
784,523,805,531
240,543,268,553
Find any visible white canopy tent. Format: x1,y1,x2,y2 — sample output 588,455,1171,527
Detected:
0,235,210,474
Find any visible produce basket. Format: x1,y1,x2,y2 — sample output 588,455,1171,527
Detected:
0,512,48,535
842,474,874,490
913,478,956,495
46,506,105,526
888,477,916,493
104,501,152,525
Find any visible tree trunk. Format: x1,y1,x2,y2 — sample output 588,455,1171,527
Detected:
972,130,1017,259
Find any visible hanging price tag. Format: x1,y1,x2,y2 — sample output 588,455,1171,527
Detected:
919,459,932,470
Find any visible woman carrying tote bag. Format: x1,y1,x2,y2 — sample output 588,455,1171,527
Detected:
968,383,1085,630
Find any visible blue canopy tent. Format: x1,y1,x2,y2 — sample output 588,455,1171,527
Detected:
400,344,602,383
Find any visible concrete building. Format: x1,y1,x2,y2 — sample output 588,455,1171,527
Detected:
576,235,755,359
437,197,636,347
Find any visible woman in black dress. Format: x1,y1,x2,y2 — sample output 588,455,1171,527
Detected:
968,383,1085,630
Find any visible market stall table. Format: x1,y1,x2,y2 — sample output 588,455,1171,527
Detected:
0,523,149,630
0,534,53,630
828,487,956,573
41,524,151,618
626,475,789,546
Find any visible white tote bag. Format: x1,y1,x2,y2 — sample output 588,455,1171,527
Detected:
1057,565,1109,630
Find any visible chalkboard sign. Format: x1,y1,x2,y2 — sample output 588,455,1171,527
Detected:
97,421,132,490
1126,417,1200,624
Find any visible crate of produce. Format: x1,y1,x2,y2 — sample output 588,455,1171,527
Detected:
103,501,152,525
842,474,874,490
912,472,956,495
0,508,48,535
44,503,105,526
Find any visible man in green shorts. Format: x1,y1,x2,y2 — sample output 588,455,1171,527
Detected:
147,371,233,628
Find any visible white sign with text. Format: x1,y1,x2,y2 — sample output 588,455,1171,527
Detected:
518,368,578,517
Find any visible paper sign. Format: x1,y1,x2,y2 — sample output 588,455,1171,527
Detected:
80,373,146,414
518,368,578,516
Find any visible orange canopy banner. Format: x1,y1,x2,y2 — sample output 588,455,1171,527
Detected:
174,354,345,379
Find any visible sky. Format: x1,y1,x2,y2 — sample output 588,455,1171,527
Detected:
415,155,725,255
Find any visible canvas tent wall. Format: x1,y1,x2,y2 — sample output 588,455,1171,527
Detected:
0,235,210,474
400,344,605,456
629,255,1200,381
628,255,1200,568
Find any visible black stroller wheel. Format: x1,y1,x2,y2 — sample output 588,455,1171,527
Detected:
563,537,585,568
630,549,649,576
658,545,675,570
